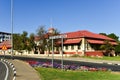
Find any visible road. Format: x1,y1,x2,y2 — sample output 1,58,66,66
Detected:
0,61,8,80
29,58,120,71
1,55,120,71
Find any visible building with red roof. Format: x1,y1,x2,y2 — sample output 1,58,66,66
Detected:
60,30,117,56
0,30,117,57
35,29,117,57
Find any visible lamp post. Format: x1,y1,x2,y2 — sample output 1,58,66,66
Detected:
11,0,13,59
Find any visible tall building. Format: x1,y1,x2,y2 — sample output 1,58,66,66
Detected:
0,32,11,43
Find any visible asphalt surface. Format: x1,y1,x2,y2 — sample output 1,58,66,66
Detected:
25,58,120,71
0,55,120,71
0,61,7,80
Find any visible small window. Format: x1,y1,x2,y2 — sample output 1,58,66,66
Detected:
78,45,80,49
71,45,74,50
56,47,59,51
86,43,89,50
65,45,68,50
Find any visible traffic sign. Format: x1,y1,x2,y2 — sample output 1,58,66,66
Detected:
49,35,67,39
2,44,7,50
49,34,67,70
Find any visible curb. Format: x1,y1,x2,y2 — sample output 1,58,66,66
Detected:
1,59,16,80
62,58,120,66
102,62,120,66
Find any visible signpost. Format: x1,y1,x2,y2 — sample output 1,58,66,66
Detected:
49,35,67,70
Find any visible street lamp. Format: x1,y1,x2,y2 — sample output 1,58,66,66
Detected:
11,0,13,59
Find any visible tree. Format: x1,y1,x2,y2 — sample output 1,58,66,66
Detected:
36,26,60,54
36,26,47,54
46,28,60,56
115,42,120,56
13,33,22,50
100,40,115,56
13,31,30,54
21,31,29,50
28,33,36,53
100,32,120,56
108,33,119,42
100,33,119,42
99,33,107,36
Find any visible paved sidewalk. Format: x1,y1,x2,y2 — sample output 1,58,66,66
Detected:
9,59,40,80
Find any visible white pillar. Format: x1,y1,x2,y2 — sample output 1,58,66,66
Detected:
82,38,85,56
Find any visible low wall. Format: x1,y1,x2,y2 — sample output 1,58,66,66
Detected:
85,51,103,57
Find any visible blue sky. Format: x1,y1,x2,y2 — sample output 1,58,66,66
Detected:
0,0,120,37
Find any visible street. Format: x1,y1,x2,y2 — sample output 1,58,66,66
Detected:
1,55,120,71
0,61,8,80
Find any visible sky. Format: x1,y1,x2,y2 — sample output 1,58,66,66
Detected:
0,0,120,37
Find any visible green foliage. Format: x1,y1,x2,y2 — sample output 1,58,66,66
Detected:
35,67,120,80
13,33,22,50
36,26,60,54
99,33,107,36
99,33,120,55
13,31,35,52
115,42,120,55
100,40,115,56
99,33,119,42
36,26,47,54
28,33,36,51
108,33,119,42
37,26,47,38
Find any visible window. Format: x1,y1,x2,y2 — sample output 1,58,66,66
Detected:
78,45,81,50
65,45,68,50
86,43,89,50
71,45,74,50
56,47,59,51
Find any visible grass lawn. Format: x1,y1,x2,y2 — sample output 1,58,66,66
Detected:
35,67,120,80
81,56,120,61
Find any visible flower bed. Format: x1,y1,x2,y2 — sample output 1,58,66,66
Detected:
26,60,109,71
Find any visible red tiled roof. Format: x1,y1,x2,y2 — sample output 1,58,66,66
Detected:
0,40,11,49
34,30,117,45
64,30,114,41
87,39,105,44
57,38,82,44
87,39,117,45
64,38,82,44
